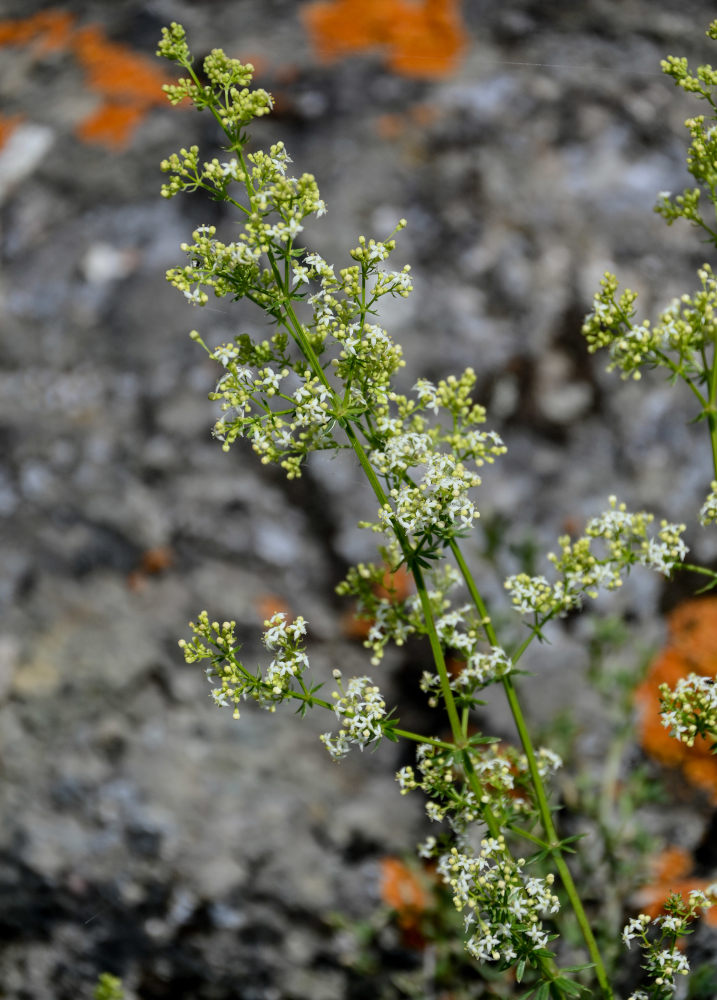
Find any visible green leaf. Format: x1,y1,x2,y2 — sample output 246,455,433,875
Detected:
465,733,501,747
535,981,551,1000
553,976,587,997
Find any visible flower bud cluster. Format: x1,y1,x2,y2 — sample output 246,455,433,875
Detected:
436,839,559,967
505,498,687,618
320,672,388,760
156,21,191,64
309,235,410,411
179,610,311,718
582,266,717,381
660,673,717,748
157,24,272,141
622,888,717,999
655,29,717,238
660,50,717,100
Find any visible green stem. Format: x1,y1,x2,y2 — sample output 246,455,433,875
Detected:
449,538,613,999
462,753,566,995
680,561,717,577
411,561,464,742
506,823,553,850
391,729,456,750
282,687,332,712
705,344,717,481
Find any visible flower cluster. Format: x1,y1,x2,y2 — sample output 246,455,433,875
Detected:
505,498,687,619
320,671,389,760
338,559,468,666
210,358,338,479
622,888,717,999
582,266,717,382
179,611,312,717
361,370,506,544
397,742,562,831
654,24,717,238
699,481,717,525
436,839,559,967
164,144,326,305
660,673,717,748
419,644,513,708
453,644,513,690
157,23,272,143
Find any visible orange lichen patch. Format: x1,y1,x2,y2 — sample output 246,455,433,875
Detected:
446,655,465,680
388,0,466,77
139,547,174,574
380,856,431,947
635,845,717,927
127,547,174,590
341,609,371,640
380,856,429,914
302,0,466,78
667,597,717,675
376,564,413,603
71,25,171,107
0,113,24,150
637,649,695,768
255,594,292,621
0,10,75,53
652,845,693,884
75,102,147,150
636,598,717,801
0,10,177,150
342,564,413,639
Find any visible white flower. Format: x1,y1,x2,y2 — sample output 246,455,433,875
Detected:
292,264,310,286
320,676,388,760
213,344,239,366
622,914,650,947
417,836,436,858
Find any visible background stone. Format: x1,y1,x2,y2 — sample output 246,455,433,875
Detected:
1,1,717,997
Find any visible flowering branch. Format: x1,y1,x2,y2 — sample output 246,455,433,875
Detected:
158,18,717,1000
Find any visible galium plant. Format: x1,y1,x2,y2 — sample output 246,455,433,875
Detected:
155,20,717,1000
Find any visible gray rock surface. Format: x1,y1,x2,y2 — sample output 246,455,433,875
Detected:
1,0,717,996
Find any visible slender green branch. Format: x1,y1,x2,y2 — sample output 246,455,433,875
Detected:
449,538,613,999
706,343,717,481
391,728,455,750
412,561,464,743
679,561,717,579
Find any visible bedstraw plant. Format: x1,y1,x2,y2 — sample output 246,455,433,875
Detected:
155,21,717,1000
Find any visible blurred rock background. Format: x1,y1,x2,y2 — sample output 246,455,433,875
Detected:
1,1,717,997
